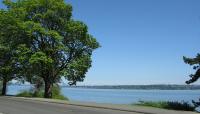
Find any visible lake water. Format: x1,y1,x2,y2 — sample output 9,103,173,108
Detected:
7,85,200,104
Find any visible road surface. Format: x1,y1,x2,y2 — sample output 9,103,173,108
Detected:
0,97,198,114
0,97,145,114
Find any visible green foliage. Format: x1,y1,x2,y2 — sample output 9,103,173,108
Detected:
0,81,2,93
136,101,168,108
29,52,53,65
52,85,68,100
0,2,28,95
16,91,34,97
16,85,68,100
16,90,44,98
66,55,92,85
1,0,100,98
32,90,44,98
135,101,195,111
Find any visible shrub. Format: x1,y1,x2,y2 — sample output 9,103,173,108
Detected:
16,85,68,100
0,81,2,95
135,101,195,111
166,101,195,111
32,91,44,98
52,85,68,100
16,91,33,97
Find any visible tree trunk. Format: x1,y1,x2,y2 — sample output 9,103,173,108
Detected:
2,78,7,96
44,79,52,98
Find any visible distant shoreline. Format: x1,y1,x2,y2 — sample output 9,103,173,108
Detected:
62,84,200,90
9,84,200,90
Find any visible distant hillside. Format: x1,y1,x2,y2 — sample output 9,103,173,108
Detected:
64,85,200,90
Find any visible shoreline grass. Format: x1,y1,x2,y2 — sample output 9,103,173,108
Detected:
134,101,195,111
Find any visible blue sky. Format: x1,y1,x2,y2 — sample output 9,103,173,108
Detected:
1,0,200,85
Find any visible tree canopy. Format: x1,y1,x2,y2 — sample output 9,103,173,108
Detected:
0,0,100,98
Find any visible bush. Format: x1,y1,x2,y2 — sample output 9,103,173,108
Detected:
0,81,2,95
166,101,195,111
32,90,44,98
52,85,68,100
135,101,195,111
16,91,33,97
16,85,68,100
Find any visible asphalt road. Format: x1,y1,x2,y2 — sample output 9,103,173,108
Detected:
0,97,143,114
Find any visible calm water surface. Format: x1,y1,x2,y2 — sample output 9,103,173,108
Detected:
7,85,200,104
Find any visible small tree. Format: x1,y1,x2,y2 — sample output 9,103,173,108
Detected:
183,54,200,107
183,54,200,84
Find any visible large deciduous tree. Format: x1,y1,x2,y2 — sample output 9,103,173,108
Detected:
3,0,99,98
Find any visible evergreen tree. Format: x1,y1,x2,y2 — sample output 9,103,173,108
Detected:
183,54,200,107
183,54,200,84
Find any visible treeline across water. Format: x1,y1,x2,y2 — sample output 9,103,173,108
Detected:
63,84,200,90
